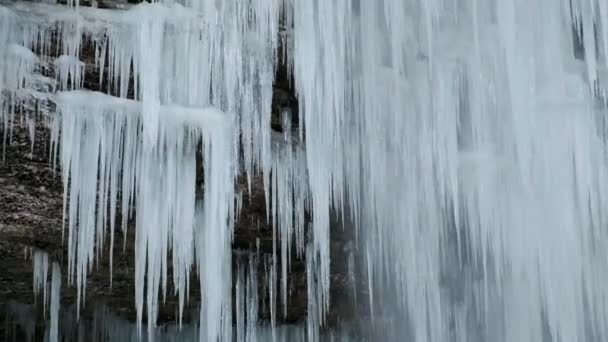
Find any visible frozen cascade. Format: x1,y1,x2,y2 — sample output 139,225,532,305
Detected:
53,89,234,340
1,0,279,339
5,0,608,341
289,0,608,341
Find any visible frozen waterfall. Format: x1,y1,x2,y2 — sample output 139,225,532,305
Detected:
3,0,608,341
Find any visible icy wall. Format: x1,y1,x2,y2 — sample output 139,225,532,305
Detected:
3,0,608,341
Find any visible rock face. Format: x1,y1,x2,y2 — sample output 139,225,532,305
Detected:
0,0,358,332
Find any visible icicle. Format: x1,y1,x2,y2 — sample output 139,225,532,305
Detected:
49,262,61,342
32,250,49,314
267,255,277,342
236,260,245,342
195,110,235,342
54,55,85,91
134,4,165,147
270,108,308,319
292,0,355,327
306,242,320,342
4,300,358,342
246,254,259,342
54,89,233,337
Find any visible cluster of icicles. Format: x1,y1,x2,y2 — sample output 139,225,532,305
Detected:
23,249,356,342
4,0,608,341
30,249,62,342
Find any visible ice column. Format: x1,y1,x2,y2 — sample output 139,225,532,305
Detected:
50,262,61,342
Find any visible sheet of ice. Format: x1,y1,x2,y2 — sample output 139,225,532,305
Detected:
287,0,608,341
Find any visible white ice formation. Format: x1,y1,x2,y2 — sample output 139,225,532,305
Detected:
49,262,61,342
5,0,608,341
27,250,63,342
32,249,49,313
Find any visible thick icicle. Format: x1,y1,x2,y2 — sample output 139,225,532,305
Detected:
49,262,61,342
